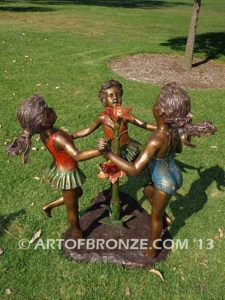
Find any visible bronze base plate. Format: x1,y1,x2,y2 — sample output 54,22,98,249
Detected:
62,190,172,268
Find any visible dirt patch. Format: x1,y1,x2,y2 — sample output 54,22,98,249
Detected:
109,54,225,89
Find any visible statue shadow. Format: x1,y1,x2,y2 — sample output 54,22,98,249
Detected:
0,209,26,237
169,163,225,237
160,32,225,67
0,0,191,9
120,167,149,204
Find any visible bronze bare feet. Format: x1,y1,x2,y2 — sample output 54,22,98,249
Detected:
43,206,52,218
68,227,83,239
144,247,158,259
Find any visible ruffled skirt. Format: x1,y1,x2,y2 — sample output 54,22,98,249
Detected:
48,163,86,190
120,139,142,162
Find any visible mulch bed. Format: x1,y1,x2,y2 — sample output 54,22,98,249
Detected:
109,54,225,89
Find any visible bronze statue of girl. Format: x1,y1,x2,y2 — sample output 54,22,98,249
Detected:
7,95,101,239
72,79,156,162
98,82,216,258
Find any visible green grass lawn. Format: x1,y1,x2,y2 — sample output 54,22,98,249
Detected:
0,0,225,299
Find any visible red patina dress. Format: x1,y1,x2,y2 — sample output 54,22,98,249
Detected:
98,106,142,183
101,113,141,162
46,132,86,190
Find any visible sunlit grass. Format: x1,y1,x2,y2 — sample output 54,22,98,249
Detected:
0,0,225,299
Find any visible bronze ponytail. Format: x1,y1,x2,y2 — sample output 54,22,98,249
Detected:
157,83,217,146
6,94,53,163
183,121,217,137
7,129,33,164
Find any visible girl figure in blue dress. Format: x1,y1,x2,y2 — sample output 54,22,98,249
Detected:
98,82,216,258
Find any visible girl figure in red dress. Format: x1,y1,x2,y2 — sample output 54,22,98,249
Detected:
72,80,156,162
7,95,101,238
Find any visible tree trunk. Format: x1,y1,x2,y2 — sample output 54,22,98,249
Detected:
184,0,201,71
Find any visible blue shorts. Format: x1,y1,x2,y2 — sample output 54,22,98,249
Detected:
148,154,183,195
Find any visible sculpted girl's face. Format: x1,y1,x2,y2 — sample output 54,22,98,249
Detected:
103,86,122,108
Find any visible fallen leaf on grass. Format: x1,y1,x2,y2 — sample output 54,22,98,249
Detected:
30,203,35,207
29,229,42,244
124,287,131,296
149,268,164,282
33,176,41,181
218,228,224,239
4,138,12,145
76,287,85,296
6,288,12,295
60,127,68,132
200,259,208,268
214,228,224,240
74,90,81,95
0,248,4,256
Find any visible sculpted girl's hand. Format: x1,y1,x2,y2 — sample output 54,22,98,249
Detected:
71,133,78,140
98,138,108,152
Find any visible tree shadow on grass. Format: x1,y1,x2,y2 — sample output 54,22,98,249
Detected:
0,209,26,237
0,5,55,12
0,0,191,9
169,164,225,237
161,32,225,67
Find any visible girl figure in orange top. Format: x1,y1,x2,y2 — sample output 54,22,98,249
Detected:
7,95,101,238
72,80,156,162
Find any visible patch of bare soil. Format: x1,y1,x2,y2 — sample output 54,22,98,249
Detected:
109,54,225,89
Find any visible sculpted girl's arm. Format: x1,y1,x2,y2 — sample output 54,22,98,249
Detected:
101,138,159,176
71,116,103,139
55,135,101,161
128,114,157,131
180,133,195,149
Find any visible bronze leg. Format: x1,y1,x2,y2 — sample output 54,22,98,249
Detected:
145,188,171,258
43,196,64,218
143,184,154,205
62,189,83,239
143,184,172,228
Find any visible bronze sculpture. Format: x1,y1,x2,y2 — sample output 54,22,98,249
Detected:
6,82,217,266
72,80,157,222
7,95,101,239
98,82,217,258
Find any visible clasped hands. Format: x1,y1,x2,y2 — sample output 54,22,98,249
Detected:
98,138,109,153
